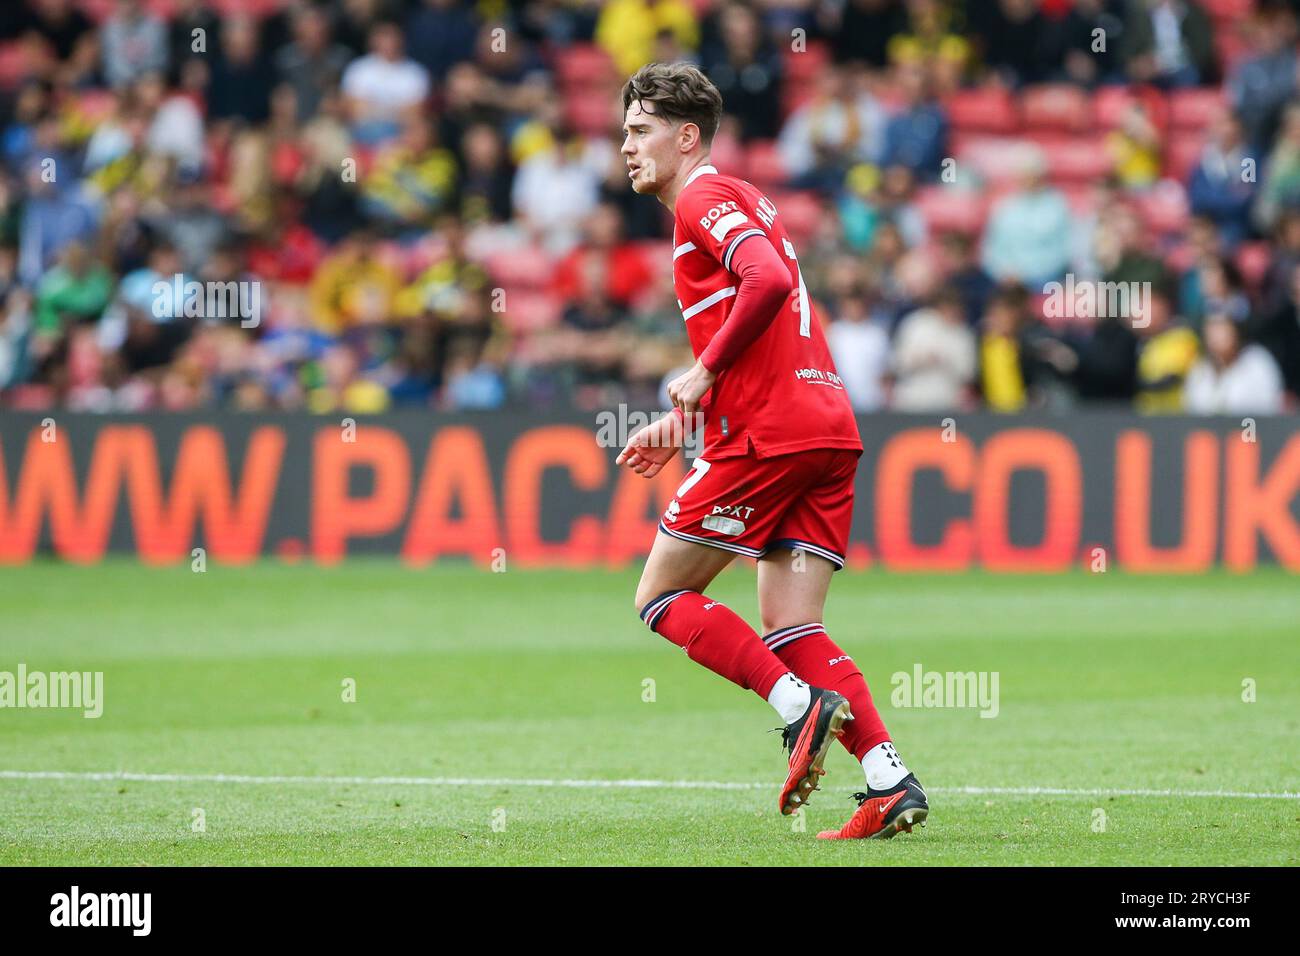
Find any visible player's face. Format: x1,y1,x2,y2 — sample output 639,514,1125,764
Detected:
621,100,677,195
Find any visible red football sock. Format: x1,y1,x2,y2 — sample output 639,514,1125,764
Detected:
764,624,891,760
641,590,789,700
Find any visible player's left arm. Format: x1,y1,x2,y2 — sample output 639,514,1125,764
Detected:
667,188,794,415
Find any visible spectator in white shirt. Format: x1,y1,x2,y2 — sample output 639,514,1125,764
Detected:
1185,314,1285,414
512,120,612,255
826,283,891,411
140,73,205,170
890,288,977,411
341,21,430,143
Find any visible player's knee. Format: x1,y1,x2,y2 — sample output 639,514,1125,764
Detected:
634,581,660,616
760,610,820,636
635,580,694,619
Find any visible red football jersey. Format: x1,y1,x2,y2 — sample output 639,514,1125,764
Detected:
672,164,863,459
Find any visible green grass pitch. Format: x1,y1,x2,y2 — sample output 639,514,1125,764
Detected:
1,561,1297,866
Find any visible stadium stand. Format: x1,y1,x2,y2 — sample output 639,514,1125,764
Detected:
0,0,1296,414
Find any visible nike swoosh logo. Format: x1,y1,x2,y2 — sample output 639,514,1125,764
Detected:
879,791,906,815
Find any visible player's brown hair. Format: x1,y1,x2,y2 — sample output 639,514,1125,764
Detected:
621,62,724,146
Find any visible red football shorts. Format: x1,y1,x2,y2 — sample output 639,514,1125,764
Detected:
658,448,859,570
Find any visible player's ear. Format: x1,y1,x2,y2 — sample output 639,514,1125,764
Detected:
678,121,699,153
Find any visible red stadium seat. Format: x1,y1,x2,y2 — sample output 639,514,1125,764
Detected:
1059,183,1101,216
1235,241,1273,289
1202,0,1256,21
0,41,29,91
782,41,831,86
485,246,555,289
82,0,186,20
1214,29,1253,77
78,0,116,21
1020,85,1091,133
768,191,823,243
779,84,816,122
744,139,788,189
1165,132,1205,182
1132,182,1191,236
565,92,620,137
1091,87,1134,128
209,0,286,13
1169,89,1227,131
628,240,672,280
554,43,618,91
952,135,1026,185
1093,86,1168,134
1164,242,1198,274
986,179,1024,208
914,186,987,235
1034,135,1114,183
709,132,745,179
501,289,562,333
945,86,1020,134
4,384,56,410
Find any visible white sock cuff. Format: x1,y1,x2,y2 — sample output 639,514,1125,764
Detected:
766,672,811,725
862,741,909,791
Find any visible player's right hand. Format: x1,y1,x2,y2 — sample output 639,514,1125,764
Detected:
615,417,682,478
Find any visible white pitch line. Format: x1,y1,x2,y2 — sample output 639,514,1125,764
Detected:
1,770,1298,800
937,785,1300,800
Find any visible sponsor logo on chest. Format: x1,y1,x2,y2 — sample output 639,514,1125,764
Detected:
698,200,741,230
795,367,845,388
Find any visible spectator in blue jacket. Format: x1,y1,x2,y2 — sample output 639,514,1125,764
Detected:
880,60,948,179
1187,110,1257,248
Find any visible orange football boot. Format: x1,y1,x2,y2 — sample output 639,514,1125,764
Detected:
817,774,929,839
777,688,853,815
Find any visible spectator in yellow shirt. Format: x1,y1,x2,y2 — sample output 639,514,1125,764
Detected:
1106,101,1161,189
596,0,699,76
308,231,403,335
1135,285,1200,413
979,289,1028,412
361,120,459,232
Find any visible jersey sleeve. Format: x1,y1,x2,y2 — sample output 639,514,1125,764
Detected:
677,178,769,274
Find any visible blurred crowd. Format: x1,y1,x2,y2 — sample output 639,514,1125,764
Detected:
0,0,1298,416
